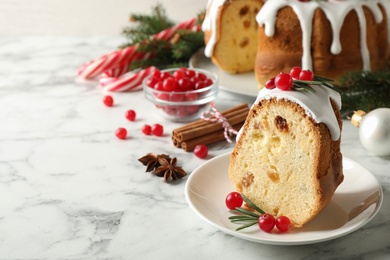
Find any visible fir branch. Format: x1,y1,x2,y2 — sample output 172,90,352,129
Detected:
171,30,205,59
340,69,390,114
121,3,175,47
119,3,205,70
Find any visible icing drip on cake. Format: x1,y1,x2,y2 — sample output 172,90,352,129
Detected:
202,0,390,71
202,0,226,58
254,86,342,141
256,0,390,71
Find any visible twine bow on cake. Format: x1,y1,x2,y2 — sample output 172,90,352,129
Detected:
201,102,238,143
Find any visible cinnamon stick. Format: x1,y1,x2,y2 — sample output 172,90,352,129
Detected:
172,103,249,135
171,103,249,151
181,123,244,152
177,113,247,142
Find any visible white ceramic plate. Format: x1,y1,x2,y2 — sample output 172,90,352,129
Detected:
189,49,259,97
185,153,383,245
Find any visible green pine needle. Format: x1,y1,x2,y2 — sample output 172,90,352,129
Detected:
340,69,390,114
119,3,205,71
235,221,258,231
240,193,265,214
292,83,316,92
230,207,260,218
121,2,174,46
228,193,267,231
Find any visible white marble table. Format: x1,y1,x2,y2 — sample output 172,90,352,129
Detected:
0,36,389,259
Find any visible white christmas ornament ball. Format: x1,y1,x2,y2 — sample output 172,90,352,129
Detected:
359,108,390,156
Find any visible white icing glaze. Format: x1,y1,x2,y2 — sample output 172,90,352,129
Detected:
202,0,226,57
256,0,389,71
253,85,342,141
202,0,390,71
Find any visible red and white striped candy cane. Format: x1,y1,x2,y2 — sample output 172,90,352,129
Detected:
201,102,238,143
102,63,130,78
102,51,153,78
153,17,198,40
100,66,157,92
78,45,137,79
78,17,199,80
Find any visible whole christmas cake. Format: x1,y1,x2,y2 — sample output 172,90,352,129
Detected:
202,0,390,88
228,71,344,228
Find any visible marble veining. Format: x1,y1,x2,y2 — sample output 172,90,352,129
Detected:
0,36,389,259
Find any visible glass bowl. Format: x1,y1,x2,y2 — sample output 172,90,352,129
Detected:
143,68,219,122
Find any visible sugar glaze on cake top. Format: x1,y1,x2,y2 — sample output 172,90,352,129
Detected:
202,0,390,72
254,85,342,141
256,0,390,71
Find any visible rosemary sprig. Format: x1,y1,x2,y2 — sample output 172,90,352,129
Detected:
241,193,265,214
315,75,343,94
228,193,265,231
291,76,343,94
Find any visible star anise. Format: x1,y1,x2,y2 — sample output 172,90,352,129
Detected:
138,153,171,172
154,157,187,182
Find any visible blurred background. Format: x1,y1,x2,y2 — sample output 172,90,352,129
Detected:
0,0,208,35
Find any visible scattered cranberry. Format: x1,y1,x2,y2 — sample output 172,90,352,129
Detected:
186,105,199,114
146,77,159,89
178,77,192,91
194,81,207,90
194,144,208,159
145,68,215,119
103,95,114,107
204,78,213,87
163,77,178,92
170,93,185,102
142,124,152,135
146,68,213,93
275,216,291,232
185,69,196,78
185,92,198,101
290,66,302,79
265,77,276,89
160,71,171,81
125,110,136,121
173,69,186,80
151,123,164,136
258,213,276,233
225,192,243,210
275,72,293,91
197,72,207,81
299,69,314,81
115,128,127,140
151,69,161,79
154,81,164,91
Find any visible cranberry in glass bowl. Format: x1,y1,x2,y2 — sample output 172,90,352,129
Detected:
143,68,219,122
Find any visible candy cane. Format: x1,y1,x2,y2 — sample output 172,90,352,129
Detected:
100,66,157,92
78,45,137,79
153,17,198,40
78,17,198,80
103,63,130,78
102,52,152,78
